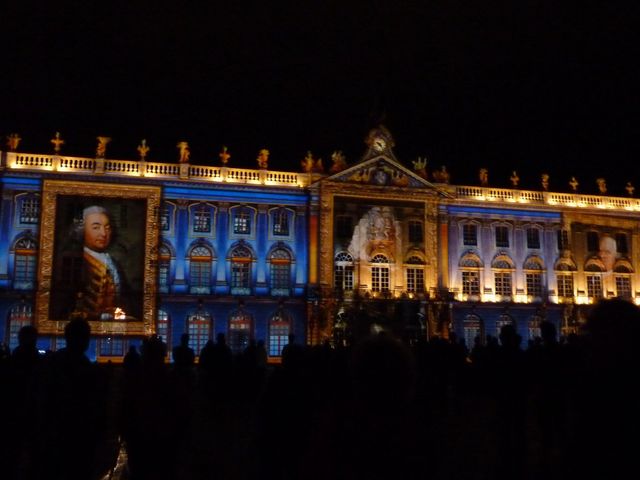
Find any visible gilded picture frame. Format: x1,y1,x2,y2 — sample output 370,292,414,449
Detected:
36,180,161,336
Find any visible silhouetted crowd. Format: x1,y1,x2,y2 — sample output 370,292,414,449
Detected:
1,298,639,480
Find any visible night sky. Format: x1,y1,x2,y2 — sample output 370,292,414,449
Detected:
2,1,639,194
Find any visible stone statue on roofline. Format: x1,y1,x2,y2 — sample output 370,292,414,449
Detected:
137,139,149,161
432,165,450,184
96,136,111,159
301,151,314,173
569,176,579,192
596,178,607,195
479,168,489,186
626,182,635,197
219,146,230,166
257,148,269,169
510,170,520,187
51,132,64,153
412,157,428,179
177,141,190,163
541,173,550,191
6,133,21,151
329,150,348,173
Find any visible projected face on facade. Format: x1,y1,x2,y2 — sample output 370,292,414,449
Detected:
598,235,617,272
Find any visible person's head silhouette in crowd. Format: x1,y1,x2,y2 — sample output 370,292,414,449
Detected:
64,318,91,355
498,324,521,349
16,324,38,352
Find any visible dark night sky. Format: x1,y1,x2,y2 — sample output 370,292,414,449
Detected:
2,1,639,194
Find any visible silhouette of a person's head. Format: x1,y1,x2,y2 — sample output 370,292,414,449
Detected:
64,318,91,354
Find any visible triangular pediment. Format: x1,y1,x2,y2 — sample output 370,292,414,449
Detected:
322,154,447,193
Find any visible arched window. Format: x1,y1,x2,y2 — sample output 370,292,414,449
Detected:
270,248,291,296
157,309,171,348
460,252,482,296
492,255,514,298
158,244,172,293
268,309,291,357
6,303,33,351
371,254,389,292
13,237,37,290
463,314,484,349
187,310,213,355
524,257,545,298
228,310,253,354
189,245,213,294
334,252,354,291
230,245,252,295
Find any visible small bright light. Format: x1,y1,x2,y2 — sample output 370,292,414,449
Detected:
114,307,126,320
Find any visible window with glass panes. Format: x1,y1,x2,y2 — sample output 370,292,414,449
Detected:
187,312,212,354
494,272,512,296
526,228,540,249
157,310,171,347
462,271,480,295
19,196,40,224
371,254,389,292
557,274,574,298
526,273,543,297
272,209,289,236
586,274,603,299
7,303,33,351
463,315,483,348
160,205,171,231
408,221,423,243
495,226,509,248
616,276,632,299
98,337,126,356
14,238,37,289
557,230,569,250
193,205,212,233
616,233,628,255
406,268,424,293
268,312,291,356
463,224,477,246
231,246,252,293
334,252,354,290
586,232,599,253
270,249,291,294
228,312,252,354
233,210,251,234
158,245,171,292
189,246,212,290
528,315,543,340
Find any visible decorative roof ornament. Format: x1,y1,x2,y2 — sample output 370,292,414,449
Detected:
569,176,579,192
257,149,269,169
365,125,394,155
626,181,635,197
301,151,314,173
541,173,550,191
96,136,111,159
329,150,347,173
219,146,230,166
6,133,21,151
433,165,450,184
479,168,489,187
596,178,607,195
176,141,190,163
137,139,149,161
412,157,428,179
51,132,64,153
510,170,520,187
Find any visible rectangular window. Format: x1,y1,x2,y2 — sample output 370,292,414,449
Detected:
14,254,36,285
526,228,540,249
273,210,289,236
616,276,632,299
526,272,543,297
463,224,477,246
232,262,250,288
406,268,424,293
98,337,126,357
616,233,628,255
20,197,40,224
586,232,599,253
336,216,353,238
557,274,574,298
188,318,210,354
269,323,289,356
190,261,211,288
462,271,480,295
270,263,290,294
160,206,171,231
371,266,389,292
408,221,423,243
495,272,512,296
557,230,569,250
495,226,509,248
233,211,251,234
158,259,170,292
334,265,354,290
586,274,603,299
193,206,212,233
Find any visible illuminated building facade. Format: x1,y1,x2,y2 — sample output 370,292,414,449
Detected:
2,127,639,359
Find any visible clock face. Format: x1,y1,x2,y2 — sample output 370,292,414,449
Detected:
373,137,386,151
